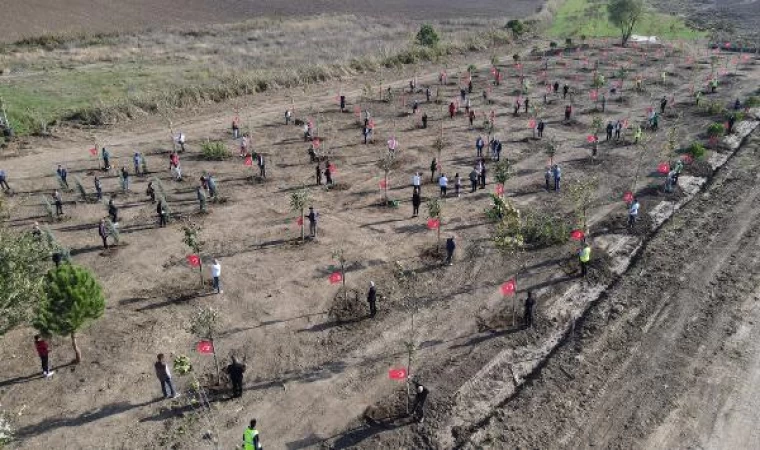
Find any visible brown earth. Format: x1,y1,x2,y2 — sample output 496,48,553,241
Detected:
0,38,758,450
0,0,539,42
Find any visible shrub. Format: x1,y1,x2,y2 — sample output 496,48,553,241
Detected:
549,41,558,49
201,141,231,160
745,96,760,108
416,24,440,48
505,19,525,38
565,38,573,47
706,122,725,137
688,142,706,159
521,211,571,248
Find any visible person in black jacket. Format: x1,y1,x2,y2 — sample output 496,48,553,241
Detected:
108,198,118,223
411,382,429,423
367,281,377,318
98,218,109,249
157,201,167,228
524,291,536,328
225,356,247,398
412,188,421,217
445,236,456,265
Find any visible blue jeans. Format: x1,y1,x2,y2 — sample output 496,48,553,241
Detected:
160,378,175,398
213,276,221,293
554,177,560,191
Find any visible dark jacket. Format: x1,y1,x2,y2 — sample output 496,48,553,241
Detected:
225,361,247,381
367,286,377,303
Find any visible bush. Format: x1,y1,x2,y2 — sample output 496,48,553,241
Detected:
565,38,573,47
549,41,558,49
746,96,760,108
505,19,525,38
706,122,725,138
521,211,571,249
688,142,706,159
416,24,440,48
200,141,231,160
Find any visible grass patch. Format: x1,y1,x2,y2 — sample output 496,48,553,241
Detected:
548,0,705,40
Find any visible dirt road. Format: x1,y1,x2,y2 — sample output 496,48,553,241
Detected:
463,132,760,449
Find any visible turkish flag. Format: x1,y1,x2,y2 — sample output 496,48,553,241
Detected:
368,120,375,129
328,271,343,284
196,340,214,354
658,162,670,175
354,106,361,117
500,279,516,296
570,229,585,241
681,154,694,164
244,156,253,166
328,164,336,173
89,147,98,156
742,54,750,62
187,254,201,268
313,138,321,149
724,42,731,48
296,216,304,226
586,135,597,143
388,368,407,380
528,119,536,129
623,191,634,203
379,179,388,189
427,218,440,230
495,184,505,195
589,90,598,100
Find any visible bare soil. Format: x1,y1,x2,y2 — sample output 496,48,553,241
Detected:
0,37,758,450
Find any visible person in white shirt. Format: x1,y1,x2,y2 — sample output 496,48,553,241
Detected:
412,172,421,193
211,259,223,294
628,198,640,228
439,173,448,198
177,132,186,152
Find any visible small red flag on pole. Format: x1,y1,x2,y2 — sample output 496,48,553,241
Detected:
570,229,585,241
196,340,214,354
427,218,440,230
389,368,407,380
187,254,201,268
328,271,343,284
658,162,670,174
500,279,516,296
89,147,98,156
623,191,634,203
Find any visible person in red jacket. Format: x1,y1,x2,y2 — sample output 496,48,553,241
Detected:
35,335,54,378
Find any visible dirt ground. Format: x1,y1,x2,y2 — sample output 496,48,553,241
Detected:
0,0,538,42
0,37,758,450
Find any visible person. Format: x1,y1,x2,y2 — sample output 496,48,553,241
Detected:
324,165,333,186
340,95,346,112
469,109,475,127
552,164,561,191
495,140,502,162
0,169,10,191
579,241,591,278
243,419,262,450
454,173,461,198
660,96,668,114
257,153,266,178
196,185,206,211
211,259,222,294
53,190,63,216
225,356,246,398
695,90,702,106
439,173,448,197
563,84,569,99
545,167,552,191
169,150,179,171
363,126,370,145
615,120,622,141
411,382,429,423
94,176,103,201
157,200,168,228
315,164,322,185
177,132,186,152
553,81,559,93
412,172,421,193
307,206,317,238
564,105,572,121
634,126,642,144
154,354,177,399
430,158,437,182
56,165,69,189
35,335,54,378
628,197,640,228
240,135,250,158
537,119,545,138
445,236,456,265
728,114,736,133
108,198,118,223
146,181,156,203
232,118,240,139
601,94,606,112
606,121,614,141
425,87,431,102
651,113,659,132
524,291,536,328
207,175,218,198
421,112,428,129
133,152,142,175
460,88,466,102
734,98,742,111
476,136,484,157
101,147,111,171
285,109,292,125
121,166,130,191
31,221,42,239
513,99,520,117
449,101,456,119
412,188,421,217
413,100,419,115
367,281,377,318
524,97,530,113
469,168,478,193
480,164,487,189
710,78,718,93
303,123,310,141
98,218,109,249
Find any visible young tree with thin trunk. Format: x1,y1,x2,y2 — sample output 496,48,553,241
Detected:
332,248,348,302
189,306,221,383
34,264,105,364
290,187,310,243
567,177,599,235
427,198,442,250
182,220,204,285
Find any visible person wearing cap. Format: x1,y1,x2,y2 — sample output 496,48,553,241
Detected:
367,281,377,318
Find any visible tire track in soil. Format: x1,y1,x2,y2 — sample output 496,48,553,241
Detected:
462,132,760,449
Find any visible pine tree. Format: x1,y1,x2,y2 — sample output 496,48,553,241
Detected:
34,264,105,363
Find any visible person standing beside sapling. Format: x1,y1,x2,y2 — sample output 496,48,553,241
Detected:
578,240,591,279
628,197,640,229
211,259,223,294
53,190,63,216
0,168,10,191
445,236,456,265
94,176,103,201
108,198,118,223
524,291,536,328
157,201,168,228
469,167,478,193
34,335,55,378
412,172,422,194
225,356,246,399
56,165,69,189
154,353,177,399
307,206,318,238
98,218,109,249
454,173,461,198
412,188,421,217
439,173,448,198
411,382,429,423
